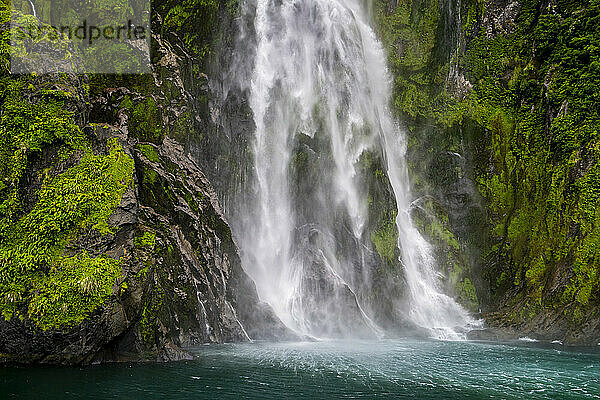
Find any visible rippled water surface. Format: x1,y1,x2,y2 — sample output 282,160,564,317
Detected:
2,340,600,399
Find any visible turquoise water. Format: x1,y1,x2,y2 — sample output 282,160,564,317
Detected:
2,340,599,399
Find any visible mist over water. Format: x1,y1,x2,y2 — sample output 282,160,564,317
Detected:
223,0,479,339
3,340,599,399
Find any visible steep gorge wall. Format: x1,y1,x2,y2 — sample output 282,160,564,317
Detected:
1,0,598,364
0,0,290,365
374,0,600,344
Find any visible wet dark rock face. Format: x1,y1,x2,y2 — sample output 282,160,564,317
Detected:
1,127,290,364
0,0,293,365
375,0,600,346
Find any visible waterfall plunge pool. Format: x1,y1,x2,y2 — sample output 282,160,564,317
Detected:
2,339,599,399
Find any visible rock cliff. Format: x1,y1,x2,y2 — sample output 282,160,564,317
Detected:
374,0,600,344
0,0,291,365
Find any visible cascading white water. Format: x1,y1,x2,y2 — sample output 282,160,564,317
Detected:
26,0,38,18
234,0,479,339
379,114,478,340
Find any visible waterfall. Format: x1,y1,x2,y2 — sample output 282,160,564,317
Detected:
26,0,38,18
222,0,479,339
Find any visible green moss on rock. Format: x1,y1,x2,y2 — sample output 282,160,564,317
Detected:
0,138,134,329
137,143,160,163
376,0,600,325
135,231,157,250
128,97,164,144
371,216,399,266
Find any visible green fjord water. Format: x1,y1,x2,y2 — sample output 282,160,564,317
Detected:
2,340,599,399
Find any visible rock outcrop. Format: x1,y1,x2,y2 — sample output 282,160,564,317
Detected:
374,0,600,345
0,0,292,365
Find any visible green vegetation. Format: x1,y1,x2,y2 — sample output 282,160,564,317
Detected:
376,0,600,320
357,150,402,269
159,0,220,62
135,231,157,250
25,253,123,330
0,136,134,329
139,286,163,346
371,217,399,265
375,0,444,120
0,78,84,223
461,0,600,315
128,97,164,144
137,143,160,163
0,3,135,329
